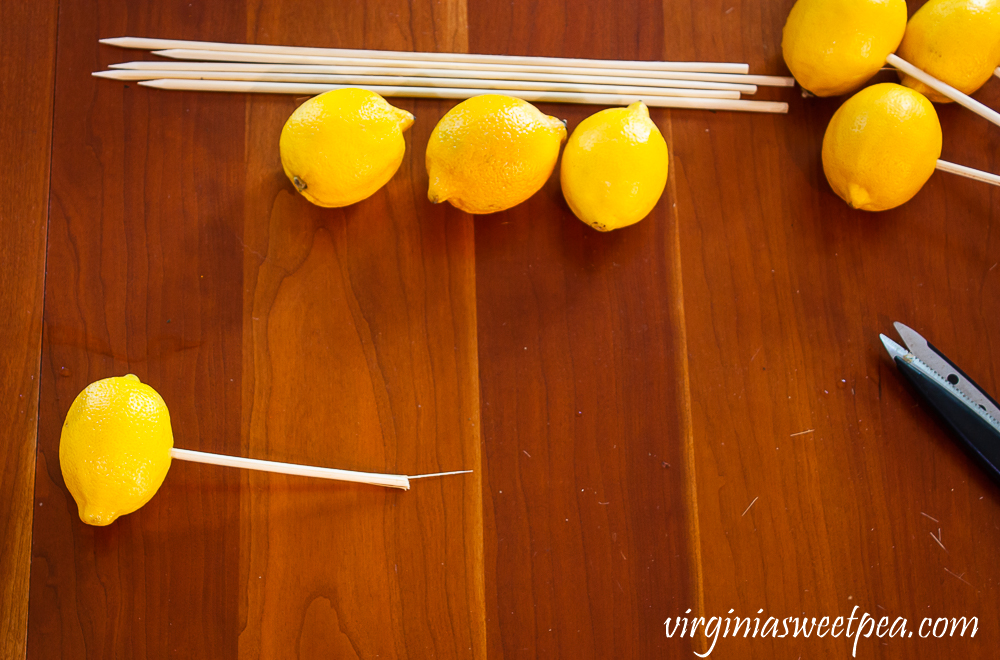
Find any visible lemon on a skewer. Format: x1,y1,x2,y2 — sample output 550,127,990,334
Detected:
60,375,173,526
60,376,472,526
896,0,1000,103
782,0,908,97
822,83,942,211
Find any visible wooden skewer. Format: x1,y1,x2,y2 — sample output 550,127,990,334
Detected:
151,49,796,88
887,54,1000,129
136,78,790,113
102,36,751,75
94,69,743,100
170,447,473,491
107,61,759,95
936,159,1000,187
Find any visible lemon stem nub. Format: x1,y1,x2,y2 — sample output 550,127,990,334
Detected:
81,504,116,526
628,101,650,118
427,178,448,204
293,176,308,192
395,109,415,131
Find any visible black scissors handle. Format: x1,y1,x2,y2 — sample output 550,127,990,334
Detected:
894,356,1000,487
925,339,1000,414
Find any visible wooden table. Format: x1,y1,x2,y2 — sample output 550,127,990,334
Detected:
3,0,999,657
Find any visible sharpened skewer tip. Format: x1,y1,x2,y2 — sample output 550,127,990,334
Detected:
408,469,474,480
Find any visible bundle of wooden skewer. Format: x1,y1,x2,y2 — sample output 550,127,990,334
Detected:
95,37,793,114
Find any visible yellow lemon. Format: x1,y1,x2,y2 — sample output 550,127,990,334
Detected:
280,88,414,208
782,0,908,96
897,0,1000,103
560,102,669,232
60,375,174,526
426,94,566,214
822,83,942,211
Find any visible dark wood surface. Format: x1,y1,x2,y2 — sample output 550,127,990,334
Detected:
0,2,58,659
469,1,698,657
237,3,483,658
3,0,1000,658
29,2,249,656
667,5,1000,657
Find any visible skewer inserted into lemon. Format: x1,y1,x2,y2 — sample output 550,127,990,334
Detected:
280,88,414,208
60,375,174,526
59,376,469,527
896,0,1000,103
782,0,908,96
822,83,942,211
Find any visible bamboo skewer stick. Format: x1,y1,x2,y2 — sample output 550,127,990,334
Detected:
136,78,790,113
936,159,1000,187
887,54,1000,129
101,36,751,74
170,447,473,491
107,61,759,95
151,49,796,88
94,69,743,100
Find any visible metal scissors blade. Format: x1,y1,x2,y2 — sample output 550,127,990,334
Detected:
893,322,1000,427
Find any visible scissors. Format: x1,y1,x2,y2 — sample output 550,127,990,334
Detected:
880,322,1000,487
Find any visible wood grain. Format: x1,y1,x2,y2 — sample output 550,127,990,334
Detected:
29,0,248,656
237,1,482,658
666,1,1000,657
468,1,698,657
29,0,483,658
14,0,1000,657
0,1,58,658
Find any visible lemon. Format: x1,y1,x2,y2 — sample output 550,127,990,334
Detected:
559,102,668,232
60,375,174,526
822,83,942,211
280,88,414,208
782,0,908,96
897,0,1000,103
426,94,567,214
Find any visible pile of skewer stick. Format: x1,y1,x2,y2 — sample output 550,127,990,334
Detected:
95,37,793,114
94,37,1000,186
